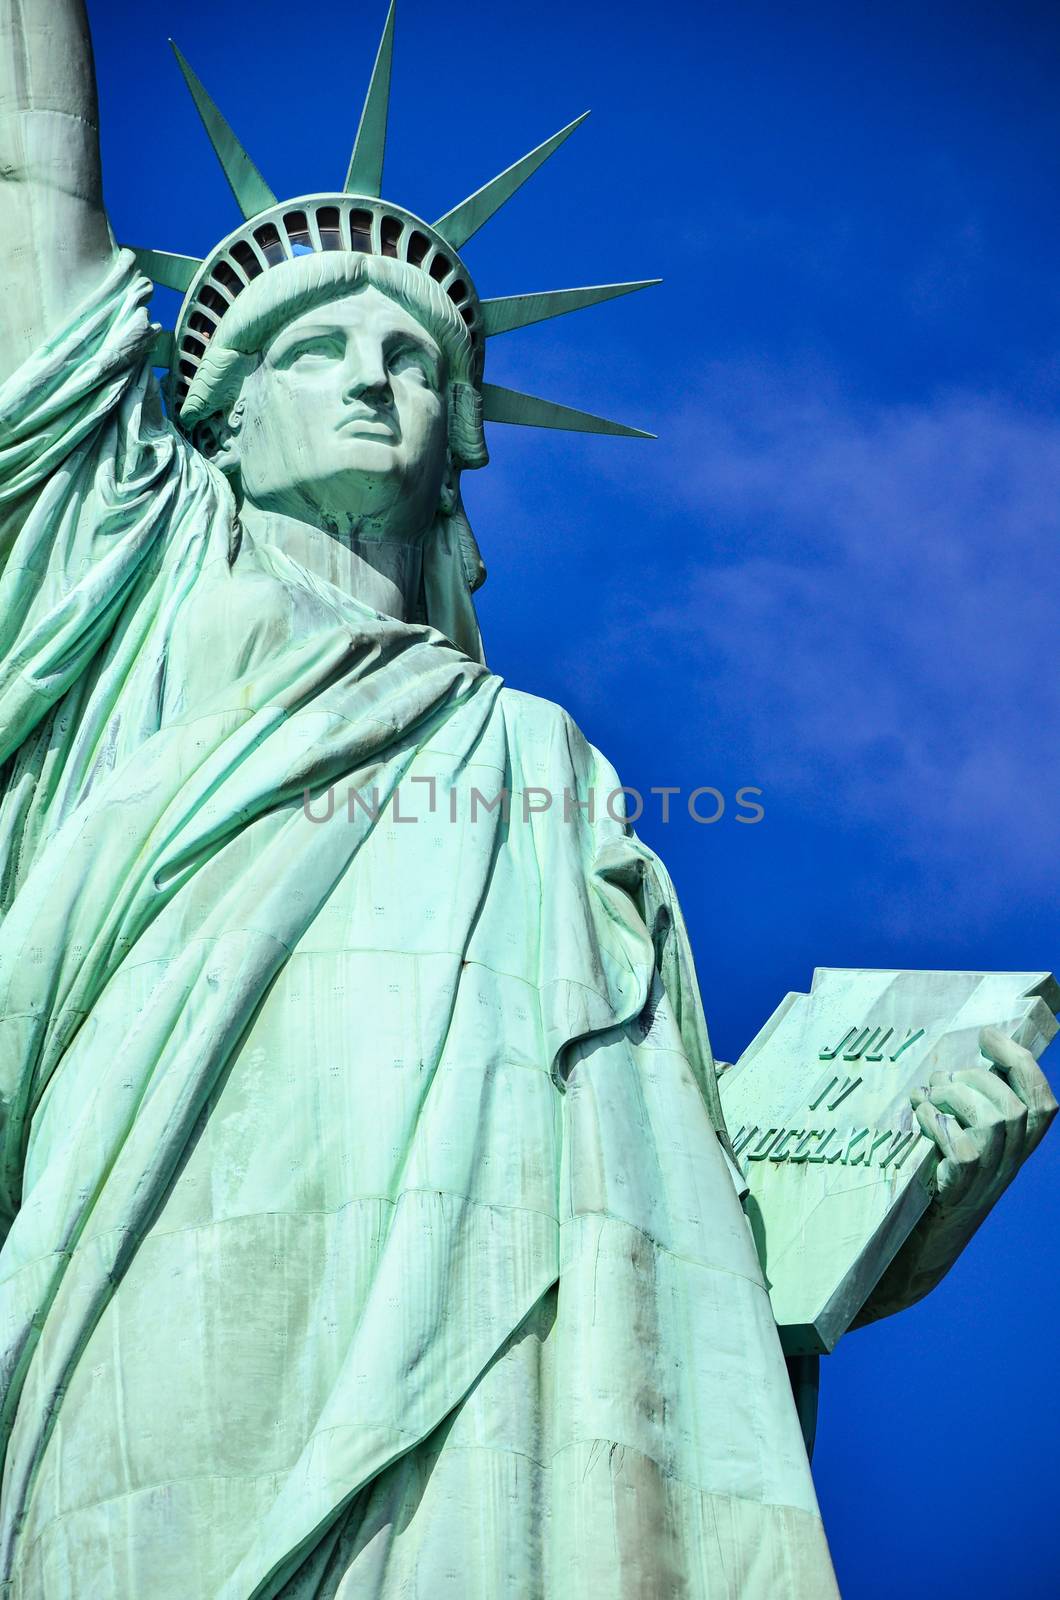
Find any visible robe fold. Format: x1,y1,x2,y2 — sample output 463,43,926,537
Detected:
0,255,837,1597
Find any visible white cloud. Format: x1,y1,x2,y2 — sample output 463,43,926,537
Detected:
573,362,1060,906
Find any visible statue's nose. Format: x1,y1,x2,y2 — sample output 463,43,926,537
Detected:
342,343,391,402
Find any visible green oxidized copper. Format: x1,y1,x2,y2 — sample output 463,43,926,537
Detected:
131,7,657,436
0,3,1055,1597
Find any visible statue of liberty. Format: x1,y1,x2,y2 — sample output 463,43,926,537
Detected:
0,3,1054,1596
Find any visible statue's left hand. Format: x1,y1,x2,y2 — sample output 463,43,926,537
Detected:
854,1027,1056,1326
911,1026,1057,1221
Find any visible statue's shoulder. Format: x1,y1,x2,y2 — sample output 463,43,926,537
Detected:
495,684,588,740
494,685,599,785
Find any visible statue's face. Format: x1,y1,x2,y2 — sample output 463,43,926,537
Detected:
229,286,450,540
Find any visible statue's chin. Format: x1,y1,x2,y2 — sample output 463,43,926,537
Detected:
240,425,446,544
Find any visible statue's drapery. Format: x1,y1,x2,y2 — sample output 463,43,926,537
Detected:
0,258,836,1597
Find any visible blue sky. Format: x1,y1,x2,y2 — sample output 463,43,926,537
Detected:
92,0,1059,1591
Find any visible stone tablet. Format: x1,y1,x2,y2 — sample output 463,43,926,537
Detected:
719,968,1060,1354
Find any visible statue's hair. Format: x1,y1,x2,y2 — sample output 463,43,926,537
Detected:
178,251,489,472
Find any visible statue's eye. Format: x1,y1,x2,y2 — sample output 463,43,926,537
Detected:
388,341,439,386
276,334,342,367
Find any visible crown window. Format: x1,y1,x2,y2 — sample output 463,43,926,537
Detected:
253,223,286,266
380,216,402,258
200,287,228,317
285,211,313,257
428,253,451,283
182,334,206,360
230,241,263,280
349,210,372,252
317,206,342,250
189,312,216,339
212,261,244,297
406,232,430,267
447,279,468,305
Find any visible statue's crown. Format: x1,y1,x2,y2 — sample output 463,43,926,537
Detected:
132,4,658,440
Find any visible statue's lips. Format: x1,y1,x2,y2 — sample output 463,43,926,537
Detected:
334,415,397,442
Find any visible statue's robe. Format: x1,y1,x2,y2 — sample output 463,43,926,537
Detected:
0,257,837,1598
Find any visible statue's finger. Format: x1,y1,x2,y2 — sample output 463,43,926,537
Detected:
915,1100,963,1163
979,1027,1035,1079
916,1102,981,1205
949,1065,1026,1115
925,1078,1021,1172
925,1079,1002,1132
954,1122,987,1167
942,1066,1029,1166
978,1027,1058,1146
924,1083,1010,1182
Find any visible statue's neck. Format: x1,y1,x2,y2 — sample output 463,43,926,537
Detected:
238,503,426,623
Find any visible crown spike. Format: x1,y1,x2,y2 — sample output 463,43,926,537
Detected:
481,279,661,338
344,2,396,197
170,41,277,220
128,247,203,293
432,113,590,251
480,383,654,439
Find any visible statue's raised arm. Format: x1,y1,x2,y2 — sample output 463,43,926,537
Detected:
0,0,115,384
0,0,200,905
